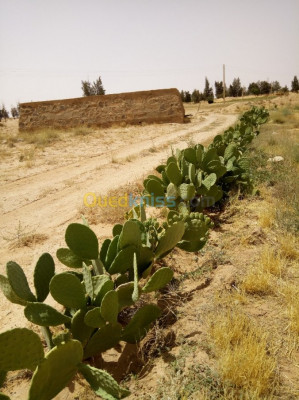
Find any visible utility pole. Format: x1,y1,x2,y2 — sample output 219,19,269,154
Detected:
223,64,226,101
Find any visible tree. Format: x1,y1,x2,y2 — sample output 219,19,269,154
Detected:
228,78,242,97
214,81,224,99
180,90,185,102
281,85,289,94
81,76,105,96
247,82,260,95
259,81,271,95
184,91,191,102
0,104,9,121
191,89,201,103
291,75,299,93
271,81,281,92
11,105,19,118
203,78,214,101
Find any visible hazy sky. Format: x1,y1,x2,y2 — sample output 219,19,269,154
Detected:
0,0,298,108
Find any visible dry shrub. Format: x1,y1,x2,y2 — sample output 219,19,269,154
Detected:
209,309,277,398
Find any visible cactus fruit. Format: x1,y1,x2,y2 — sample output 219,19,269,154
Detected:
122,304,161,343
65,223,99,260
33,253,55,302
155,221,185,258
6,262,36,302
0,328,44,372
84,323,122,359
24,303,71,326
142,267,173,293
50,273,86,309
28,340,83,400
78,363,130,399
100,290,119,324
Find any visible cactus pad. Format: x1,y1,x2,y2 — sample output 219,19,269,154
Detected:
142,267,173,293
0,274,27,306
56,248,83,268
24,302,71,326
100,290,119,324
155,221,185,259
84,308,105,328
118,220,141,251
166,162,183,186
84,323,122,359
122,304,161,343
0,328,44,371
65,223,99,260
6,262,36,302
71,309,94,345
116,282,134,311
28,340,83,400
79,363,130,399
50,272,86,309
33,253,55,302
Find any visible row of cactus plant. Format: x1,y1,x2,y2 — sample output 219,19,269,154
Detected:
0,106,269,399
0,215,185,399
143,106,269,218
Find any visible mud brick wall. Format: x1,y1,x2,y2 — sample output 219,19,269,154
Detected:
19,88,185,131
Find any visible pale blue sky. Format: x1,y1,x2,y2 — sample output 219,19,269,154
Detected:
0,0,298,108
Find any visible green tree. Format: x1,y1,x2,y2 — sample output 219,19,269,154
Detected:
259,81,271,95
271,81,281,92
184,91,191,102
228,78,242,97
214,81,224,99
11,105,19,118
248,82,260,96
291,75,299,93
180,90,185,102
203,77,214,101
0,104,9,121
81,76,105,96
191,89,201,103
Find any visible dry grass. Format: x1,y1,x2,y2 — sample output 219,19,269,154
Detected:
20,128,61,147
208,309,278,398
3,222,48,248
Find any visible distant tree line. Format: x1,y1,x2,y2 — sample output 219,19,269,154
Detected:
0,103,20,122
180,75,299,103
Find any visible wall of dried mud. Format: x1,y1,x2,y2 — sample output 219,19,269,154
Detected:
19,88,185,131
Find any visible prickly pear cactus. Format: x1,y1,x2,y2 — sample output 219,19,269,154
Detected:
6,262,36,302
84,323,122,359
28,340,83,400
33,253,55,302
24,302,71,326
0,328,44,372
142,267,173,293
65,223,99,260
79,363,130,399
50,272,86,309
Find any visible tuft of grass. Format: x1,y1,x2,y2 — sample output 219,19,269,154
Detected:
20,129,61,147
208,309,277,398
3,222,48,248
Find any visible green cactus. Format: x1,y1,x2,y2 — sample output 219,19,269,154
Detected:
118,220,141,251
166,182,179,200
108,245,135,275
184,148,197,164
93,277,114,306
100,290,119,324
6,262,36,302
155,221,185,258
116,282,134,311
99,238,111,268
166,162,183,186
28,340,83,400
0,328,44,372
50,272,86,309
24,303,71,326
56,248,84,268
145,179,164,199
82,263,94,299
178,183,196,201
84,308,106,328
78,363,130,400
84,323,122,359
65,223,99,260
142,267,173,293
71,309,94,346
112,224,123,236
122,304,161,343
33,253,55,302
0,274,27,306
132,253,139,302
105,235,120,268
202,173,217,191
